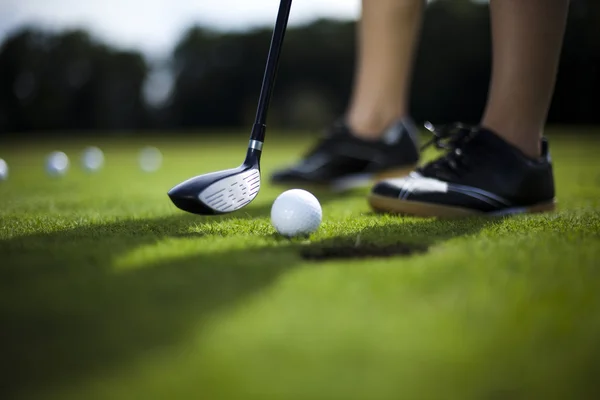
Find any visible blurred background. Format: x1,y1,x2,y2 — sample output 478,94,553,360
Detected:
0,0,598,138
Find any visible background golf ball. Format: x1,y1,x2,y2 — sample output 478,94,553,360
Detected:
81,146,104,172
139,146,162,172
271,189,322,237
46,151,69,176
0,158,8,181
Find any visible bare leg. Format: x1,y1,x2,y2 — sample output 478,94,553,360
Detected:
346,0,424,139
481,0,569,158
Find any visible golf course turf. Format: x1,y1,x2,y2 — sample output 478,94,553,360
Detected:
1,128,599,399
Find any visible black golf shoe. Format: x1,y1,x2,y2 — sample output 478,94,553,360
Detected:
270,117,420,191
368,122,556,217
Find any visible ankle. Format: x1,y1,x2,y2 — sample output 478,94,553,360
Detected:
346,111,407,140
509,138,542,159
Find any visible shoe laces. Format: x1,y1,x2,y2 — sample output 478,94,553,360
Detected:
418,121,480,178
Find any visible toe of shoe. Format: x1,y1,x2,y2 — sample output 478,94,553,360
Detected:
370,178,407,198
270,168,295,183
270,168,317,186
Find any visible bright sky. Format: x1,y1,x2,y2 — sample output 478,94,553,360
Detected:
0,0,361,57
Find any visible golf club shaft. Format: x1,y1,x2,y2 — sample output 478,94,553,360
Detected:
249,0,293,146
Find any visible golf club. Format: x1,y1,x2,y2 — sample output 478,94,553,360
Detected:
167,0,293,215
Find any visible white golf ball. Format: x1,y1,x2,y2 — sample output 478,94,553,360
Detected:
0,158,8,181
46,151,69,177
139,146,162,172
271,189,322,237
81,146,104,172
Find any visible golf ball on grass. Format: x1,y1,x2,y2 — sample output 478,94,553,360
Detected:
0,158,8,181
271,189,322,237
81,146,104,172
45,151,69,177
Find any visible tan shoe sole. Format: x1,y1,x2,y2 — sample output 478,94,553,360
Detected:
368,194,557,218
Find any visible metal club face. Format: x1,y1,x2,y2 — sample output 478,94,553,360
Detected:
167,162,261,215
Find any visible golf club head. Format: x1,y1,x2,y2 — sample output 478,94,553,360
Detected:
168,161,261,215
168,0,291,216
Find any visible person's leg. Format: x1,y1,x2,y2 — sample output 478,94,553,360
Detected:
347,0,424,138
369,0,569,217
271,0,424,191
482,0,570,158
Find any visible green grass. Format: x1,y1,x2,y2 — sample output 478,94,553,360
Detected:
1,128,600,400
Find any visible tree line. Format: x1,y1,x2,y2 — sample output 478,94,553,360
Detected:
0,0,598,136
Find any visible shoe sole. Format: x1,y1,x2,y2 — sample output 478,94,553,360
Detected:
272,164,418,193
368,194,556,218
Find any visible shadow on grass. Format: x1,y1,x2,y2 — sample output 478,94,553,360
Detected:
300,215,500,260
0,211,497,398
